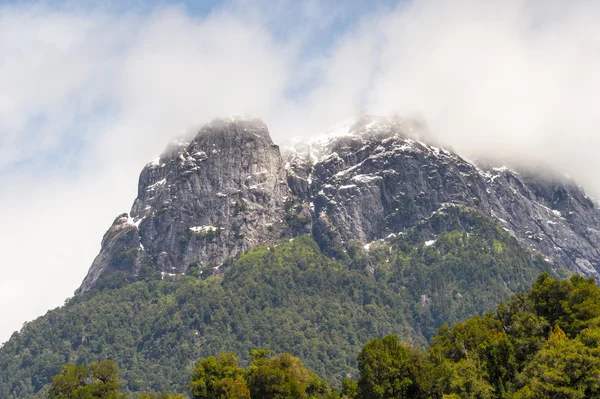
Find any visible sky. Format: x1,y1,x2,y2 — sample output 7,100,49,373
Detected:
1,0,600,344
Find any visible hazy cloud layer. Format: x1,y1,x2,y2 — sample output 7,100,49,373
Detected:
2,0,600,343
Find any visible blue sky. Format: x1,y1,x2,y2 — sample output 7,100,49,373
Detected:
0,0,401,178
2,0,600,344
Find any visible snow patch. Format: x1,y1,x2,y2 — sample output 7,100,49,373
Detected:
351,174,382,184
194,151,208,161
189,225,219,233
147,157,162,167
339,184,358,190
160,271,178,279
146,179,166,191
126,214,143,228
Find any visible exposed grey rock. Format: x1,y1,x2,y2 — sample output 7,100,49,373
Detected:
285,115,600,279
77,114,600,294
75,214,148,294
77,117,290,294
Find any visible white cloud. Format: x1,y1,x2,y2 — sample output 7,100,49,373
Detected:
0,3,295,344
2,0,600,343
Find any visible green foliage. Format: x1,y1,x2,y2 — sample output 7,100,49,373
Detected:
440,358,493,399
137,394,186,399
529,272,600,336
373,206,568,340
0,236,415,397
93,271,131,292
341,378,358,399
431,315,516,395
246,352,331,399
187,350,337,399
48,360,125,399
189,352,248,399
0,209,571,398
513,326,600,398
353,273,600,398
38,271,600,398
356,335,425,399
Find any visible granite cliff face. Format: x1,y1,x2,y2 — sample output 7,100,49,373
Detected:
285,116,600,279
77,115,600,293
77,118,290,294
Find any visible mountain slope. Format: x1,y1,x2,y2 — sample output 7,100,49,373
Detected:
285,115,600,278
0,209,564,398
3,115,600,397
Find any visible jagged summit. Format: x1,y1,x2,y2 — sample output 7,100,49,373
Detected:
76,117,289,294
283,114,435,162
77,116,600,294
285,118,600,278
205,116,269,134
147,117,270,168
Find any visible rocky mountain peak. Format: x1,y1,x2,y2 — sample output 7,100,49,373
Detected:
76,117,290,294
77,115,600,294
284,115,600,278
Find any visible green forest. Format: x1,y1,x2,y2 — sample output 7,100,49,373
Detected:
0,208,568,398
46,272,600,398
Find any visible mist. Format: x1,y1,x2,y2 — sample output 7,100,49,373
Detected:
1,0,600,343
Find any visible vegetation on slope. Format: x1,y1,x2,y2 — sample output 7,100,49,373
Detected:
47,272,600,398
350,272,600,398
0,208,565,398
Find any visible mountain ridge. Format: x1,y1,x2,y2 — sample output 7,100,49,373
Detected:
77,115,600,294
2,115,597,398
0,210,566,397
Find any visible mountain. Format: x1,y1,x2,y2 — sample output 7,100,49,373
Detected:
1,115,599,397
284,115,600,279
79,115,600,294
77,118,290,294
0,216,564,398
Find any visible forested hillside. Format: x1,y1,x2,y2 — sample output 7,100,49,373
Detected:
47,272,600,398
0,207,565,398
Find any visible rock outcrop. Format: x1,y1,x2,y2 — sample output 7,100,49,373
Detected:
285,115,600,279
77,115,600,294
77,118,290,294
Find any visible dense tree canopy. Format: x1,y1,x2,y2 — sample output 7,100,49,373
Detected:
189,352,248,399
352,273,600,398
45,272,600,398
0,209,567,398
48,360,125,399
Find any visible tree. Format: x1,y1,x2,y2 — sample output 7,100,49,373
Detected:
189,352,249,399
48,360,125,399
494,293,549,366
341,378,358,399
513,325,600,399
356,335,428,399
137,394,187,399
430,315,516,396
246,351,331,399
439,358,493,399
48,363,89,399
